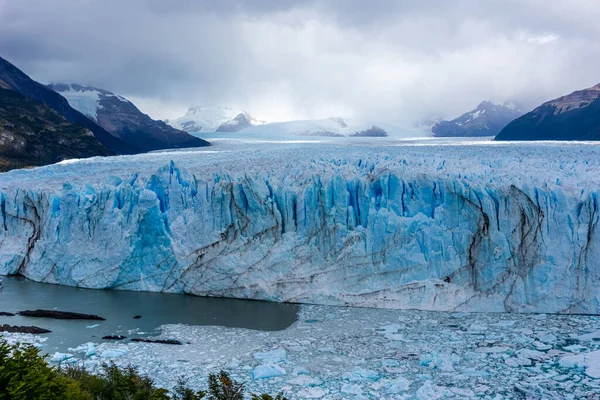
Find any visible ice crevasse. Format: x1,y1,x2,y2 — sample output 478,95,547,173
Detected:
0,144,598,314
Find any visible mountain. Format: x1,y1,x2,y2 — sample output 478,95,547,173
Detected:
49,83,209,151
166,106,263,133
239,117,422,138
432,101,523,137
495,84,600,141
0,88,111,171
0,56,134,154
215,112,256,132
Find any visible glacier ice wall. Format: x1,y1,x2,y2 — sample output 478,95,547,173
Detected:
0,143,599,314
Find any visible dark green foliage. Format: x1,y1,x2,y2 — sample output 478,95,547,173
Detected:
206,371,244,400
0,340,288,400
63,364,170,400
170,376,206,400
0,340,77,400
250,394,288,400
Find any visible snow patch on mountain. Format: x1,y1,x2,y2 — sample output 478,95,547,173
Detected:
51,84,130,121
166,107,263,133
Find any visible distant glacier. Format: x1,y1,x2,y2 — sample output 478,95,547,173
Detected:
0,140,599,314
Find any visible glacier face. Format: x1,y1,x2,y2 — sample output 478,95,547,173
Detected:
0,140,599,314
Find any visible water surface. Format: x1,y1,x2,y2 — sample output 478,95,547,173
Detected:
0,276,298,353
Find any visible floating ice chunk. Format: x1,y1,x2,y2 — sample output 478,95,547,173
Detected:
376,324,402,334
86,324,100,329
50,352,73,363
468,323,487,332
516,349,548,361
450,387,475,397
343,367,380,381
577,330,600,341
420,352,460,371
475,346,510,354
416,381,449,399
537,333,557,343
288,375,322,387
559,350,600,379
492,320,516,327
251,364,286,380
341,383,363,395
505,357,531,367
296,387,328,398
385,376,411,394
532,341,552,351
564,345,586,353
254,348,287,363
101,348,128,359
69,343,96,357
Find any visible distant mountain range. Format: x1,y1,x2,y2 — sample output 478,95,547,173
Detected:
239,117,401,138
49,83,209,152
432,101,523,137
496,83,600,141
166,106,264,133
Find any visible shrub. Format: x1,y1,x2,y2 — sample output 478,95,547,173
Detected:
0,340,289,400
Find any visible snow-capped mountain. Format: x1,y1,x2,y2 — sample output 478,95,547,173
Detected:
496,83,600,141
0,56,134,155
166,106,263,133
49,83,209,152
215,111,257,132
239,117,424,138
432,101,523,137
0,88,112,171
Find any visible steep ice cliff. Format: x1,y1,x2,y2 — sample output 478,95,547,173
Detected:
0,141,599,314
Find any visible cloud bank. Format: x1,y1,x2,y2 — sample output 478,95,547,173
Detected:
1,0,599,122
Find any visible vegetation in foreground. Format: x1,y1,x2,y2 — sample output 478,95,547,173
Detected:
0,339,287,400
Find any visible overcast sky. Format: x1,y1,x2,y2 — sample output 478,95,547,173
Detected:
0,0,599,123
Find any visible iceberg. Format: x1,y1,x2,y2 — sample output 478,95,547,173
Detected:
0,141,599,313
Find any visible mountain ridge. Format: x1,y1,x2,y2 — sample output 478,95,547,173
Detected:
0,56,135,154
49,83,209,152
432,101,523,137
495,83,600,141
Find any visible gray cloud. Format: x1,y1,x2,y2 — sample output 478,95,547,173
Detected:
0,0,599,123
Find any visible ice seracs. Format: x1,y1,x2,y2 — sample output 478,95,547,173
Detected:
0,140,599,314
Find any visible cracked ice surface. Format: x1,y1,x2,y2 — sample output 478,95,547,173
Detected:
5,305,600,399
1,140,600,313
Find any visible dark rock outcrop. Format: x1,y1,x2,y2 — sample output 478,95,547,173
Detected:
18,309,105,320
350,126,388,137
130,338,182,345
102,335,127,340
0,312,15,316
496,84,600,141
0,324,51,334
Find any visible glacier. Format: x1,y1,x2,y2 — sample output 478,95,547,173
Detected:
0,139,599,314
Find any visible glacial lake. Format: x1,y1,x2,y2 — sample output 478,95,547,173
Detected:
0,276,299,353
